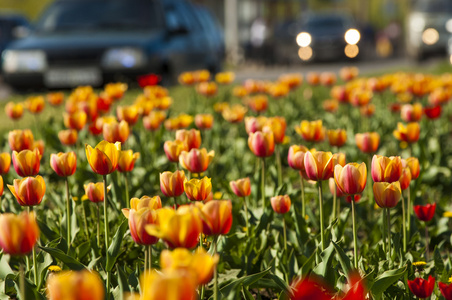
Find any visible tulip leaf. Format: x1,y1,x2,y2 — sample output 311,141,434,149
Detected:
39,246,86,271
369,266,407,300
434,247,445,274
0,254,12,280
106,219,128,272
332,241,352,277
300,251,316,277
37,220,60,243
313,242,335,280
14,275,45,300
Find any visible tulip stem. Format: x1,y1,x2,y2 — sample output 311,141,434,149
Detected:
96,203,100,249
261,158,266,208
425,226,430,261
103,175,111,299
19,263,25,300
332,185,337,221
407,187,411,239
367,155,373,203
27,207,38,286
275,146,283,188
124,173,130,209
147,245,152,270
300,176,306,220
144,246,148,272
351,198,358,269
173,197,178,207
243,197,249,237
387,208,391,262
318,182,325,250
401,195,407,253
283,217,287,252
382,210,387,253
213,236,219,300
82,202,89,241
65,178,71,249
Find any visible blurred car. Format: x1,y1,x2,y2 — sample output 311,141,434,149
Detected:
406,0,452,61
0,13,29,65
1,0,224,89
295,13,361,62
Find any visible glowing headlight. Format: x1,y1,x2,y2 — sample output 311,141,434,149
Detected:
446,19,452,33
345,29,360,45
422,28,439,45
296,32,312,47
410,16,425,32
2,50,47,73
101,47,147,69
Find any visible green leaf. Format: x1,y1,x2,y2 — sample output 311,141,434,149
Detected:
39,246,86,270
434,247,445,274
300,252,316,277
14,276,45,300
37,220,60,243
332,241,352,278
106,219,128,272
313,242,335,279
0,254,12,280
369,266,407,300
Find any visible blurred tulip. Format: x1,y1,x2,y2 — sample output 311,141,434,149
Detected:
194,114,214,130
333,152,346,167
0,153,11,174
245,95,268,113
164,114,193,130
307,72,320,85
184,177,212,201
25,96,45,114
265,117,286,144
47,92,64,106
5,102,24,120
304,151,334,181
160,171,186,198
140,269,198,300
8,176,46,206
138,73,161,88
117,105,139,126
268,83,289,98
46,270,105,300
329,178,344,197
118,150,140,173
279,73,303,90
340,66,359,81
248,131,275,157
355,132,380,153
405,157,420,180
58,129,78,146
103,120,130,143
232,86,248,98
12,148,41,177
8,129,34,152
104,82,127,99
342,272,367,300
327,129,347,147
127,196,162,212
0,212,39,256
290,277,332,300
179,148,215,174
424,105,442,120
271,195,291,214
401,103,423,122
295,120,325,142
371,155,402,183
320,72,337,86
50,152,77,177
84,182,110,203
373,182,401,208
163,140,188,163
201,200,233,236
287,145,309,171
414,203,436,222
178,72,196,85
360,104,375,117
229,177,251,197
215,71,235,84
176,129,202,150
197,82,217,97
407,276,435,299
244,116,267,134
322,99,339,113
85,140,121,175
33,140,45,156
331,85,349,103
350,89,372,107
334,163,367,195
64,111,87,131
399,167,412,190
393,122,420,143
439,282,452,300
221,104,248,123
122,208,159,245
143,111,166,131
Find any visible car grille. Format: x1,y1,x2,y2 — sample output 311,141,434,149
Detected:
46,48,104,67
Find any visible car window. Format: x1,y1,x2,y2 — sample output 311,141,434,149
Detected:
414,0,452,13
165,3,200,32
36,0,164,32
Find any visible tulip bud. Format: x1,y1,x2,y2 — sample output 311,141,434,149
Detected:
371,155,402,183
373,182,401,208
8,176,46,207
248,131,275,157
184,177,212,201
160,171,185,197
229,177,251,198
334,163,367,196
58,129,78,146
50,152,77,177
304,151,334,181
85,140,121,175
46,270,105,300
118,150,140,173
0,212,39,256
179,148,215,174
201,200,233,236
84,182,110,203
271,195,291,214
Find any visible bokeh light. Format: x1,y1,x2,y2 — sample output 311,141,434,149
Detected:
296,32,312,47
344,29,360,45
345,44,359,58
422,28,439,45
298,47,313,61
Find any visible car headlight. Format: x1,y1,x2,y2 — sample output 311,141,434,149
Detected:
344,29,360,45
2,50,47,73
101,47,147,70
409,15,425,32
422,28,439,45
296,32,311,47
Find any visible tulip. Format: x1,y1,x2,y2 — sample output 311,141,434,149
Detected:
50,152,77,177
414,203,436,222
33,140,44,156
126,196,162,212
340,66,359,81
329,178,344,198
88,121,103,136
350,89,372,107
176,129,202,150
265,117,286,145
117,150,140,173
215,71,235,84
373,182,401,208
140,269,198,300
399,167,411,190
164,140,188,163
405,157,420,180
248,131,275,157
333,152,346,167
327,129,347,147
164,114,193,130
179,148,215,174
232,86,248,98
117,105,139,126
393,122,420,143
138,73,161,88
122,208,159,246
322,99,339,113
424,105,441,120
143,111,166,131
245,95,268,113
63,111,87,131
244,116,267,134
47,92,64,106
197,81,217,97
58,129,78,146
290,277,332,300
229,177,251,198
8,129,34,152
84,182,109,203
287,145,309,172
221,104,247,123
160,171,186,198
307,72,320,85
401,103,423,122
200,200,233,236
105,82,127,99
360,104,375,117
355,132,380,153
46,270,105,300
371,155,402,183
439,282,452,300
103,120,130,143
184,177,212,201
304,151,334,182
407,276,435,299
8,175,46,207
334,163,367,196
85,140,121,175
25,96,45,114
160,247,219,285
271,195,291,214
0,211,39,256
5,102,24,120
145,206,203,249
194,114,214,130
0,153,11,174
295,120,325,142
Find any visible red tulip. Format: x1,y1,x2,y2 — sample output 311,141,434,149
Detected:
270,195,291,214
439,282,452,300
414,203,436,222
407,276,435,299
290,277,332,300
424,105,441,120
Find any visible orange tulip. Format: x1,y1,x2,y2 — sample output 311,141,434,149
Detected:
84,182,110,203
179,148,215,174
50,152,77,177
8,175,46,206
117,150,140,173
8,129,34,152
270,195,291,214
215,72,235,84
12,148,41,177
58,129,78,146
331,86,348,103
122,208,158,246
323,99,339,113
47,92,64,106
221,104,247,123
103,120,130,143
245,116,267,134
33,140,44,156
140,269,198,300
160,171,186,198
25,96,45,114
278,73,303,90
197,82,217,97
393,122,420,144
349,89,372,107
200,200,233,236
229,177,251,197
295,120,325,142
232,86,248,98
373,182,401,208
265,117,286,144
104,82,127,99
63,111,87,131
245,95,268,113
0,153,11,174
178,72,195,85
145,206,203,249
164,114,193,130
307,72,320,85
163,140,188,163
399,167,412,190
360,104,375,117
0,212,39,255
371,155,402,183
184,177,212,201
333,152,346,167
405,157,420,180
355,132,380,153
176,129,202,150
127,195,162,211
5,102,24,120
46,270,105,300
327,129,347,147
320,72,337,86
117,105,139,126
329,178,345,198
143,111,166,131
340,66,359,81
334,163,367,195
304,151,334,181
287,145,310,171
85,140,121,175
401,103,423,122
248,131,275,157
194,114,214,130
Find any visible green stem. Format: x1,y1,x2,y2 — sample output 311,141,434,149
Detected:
213,236,219,300
144,246,148,273
19,263,25,300
173,196,178,208
243,197,249,237
96,203,100,249
367,155,373,203
261,158,266,208
332,185,337,221
300,176,306,219
65,178,71,249
351,198,358,269
387,208,391,262
124,173,130,209
103,175,111,299
82,202,89,241
201,284,205,300
147,245,152,270
407,187,411,239
283,217,287,252
27,206,37,286
318,182,325,250
425,226,430,261
382,209,387,253
275,146,282,187
401,195,407,253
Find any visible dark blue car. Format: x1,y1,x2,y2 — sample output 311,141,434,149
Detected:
1,0,224,89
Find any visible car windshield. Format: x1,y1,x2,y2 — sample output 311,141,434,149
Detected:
304,16,348,31
414,0,452,13
36,0,163,33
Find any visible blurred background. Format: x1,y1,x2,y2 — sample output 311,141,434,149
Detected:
0,0,452,92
